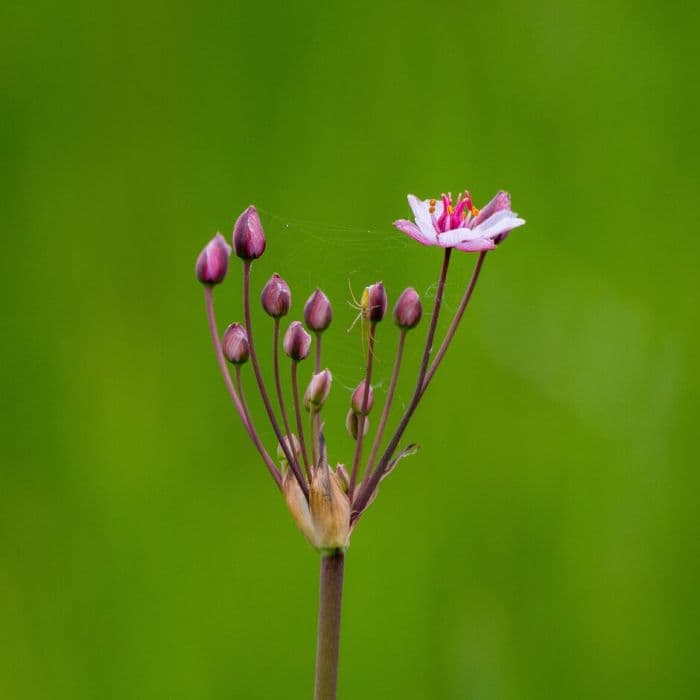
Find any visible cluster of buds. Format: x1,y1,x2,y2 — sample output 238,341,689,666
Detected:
197,191,524,551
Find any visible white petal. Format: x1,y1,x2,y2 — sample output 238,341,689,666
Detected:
407,194,441,238
469,210,525,239
437,225,485,247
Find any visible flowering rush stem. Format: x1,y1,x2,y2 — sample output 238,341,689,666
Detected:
196,190,525,699
314,549,344,700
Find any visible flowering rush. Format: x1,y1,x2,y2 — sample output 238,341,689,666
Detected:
195,190,525,700
394,190,525,251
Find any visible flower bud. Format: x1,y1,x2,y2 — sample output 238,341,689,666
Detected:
363,282,387,323
261,273,291,318
283,321,312,361
304,369,332,411
351,380,374,416
222,323,249,364
393,287,422,330
277,433,301,466
303,289,333,332
232,205,266,260
195,233,231,285
345,409,369,440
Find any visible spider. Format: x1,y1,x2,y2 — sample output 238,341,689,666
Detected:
347,281,375,357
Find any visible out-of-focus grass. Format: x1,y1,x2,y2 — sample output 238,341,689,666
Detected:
1,0,698,698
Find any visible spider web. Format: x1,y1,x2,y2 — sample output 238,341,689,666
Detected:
224,206,475,467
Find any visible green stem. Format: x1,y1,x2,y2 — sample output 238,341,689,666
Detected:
314,550,345,700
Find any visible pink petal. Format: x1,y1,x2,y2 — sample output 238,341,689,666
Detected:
454,237,497,252
471,191,512,227
394,219,435,245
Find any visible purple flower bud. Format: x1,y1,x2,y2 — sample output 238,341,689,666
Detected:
345,409,369,441
363,282,387,323
261,273,291,318
304,369,332,411
232,205,266,260
393,287,422,330
351,380,374,416
195,233,231,285
303,289,333,333
283,321,312,361
222,323,249,364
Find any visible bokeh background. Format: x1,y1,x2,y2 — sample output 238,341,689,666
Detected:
2,0,698,698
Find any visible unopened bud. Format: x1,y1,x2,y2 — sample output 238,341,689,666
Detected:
222,323,249,364
195,233,231,285
363,282,387,323
351,380,374,415
261,273,291,318
346,408,369,440
277,433,301,466
232,205,266,260
283,321,312,361
393,287,422,330
304,289,333,332
304,369,332,411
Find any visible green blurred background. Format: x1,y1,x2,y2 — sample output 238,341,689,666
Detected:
2,0,698,697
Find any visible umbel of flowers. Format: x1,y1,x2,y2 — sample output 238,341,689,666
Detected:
195,192,525,700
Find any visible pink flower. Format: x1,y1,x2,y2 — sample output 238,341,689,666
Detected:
394,190,525,252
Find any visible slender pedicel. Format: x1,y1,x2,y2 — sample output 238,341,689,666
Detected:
306,369,333,468
204,287,281,488
348,323,376,501
291,361,312,477
314,332,323,461
233,365,254,440
354,249,452,515
362,330,406,485
243,261,308,498
421,251,487,395
315,333,322,373
273,318,295,456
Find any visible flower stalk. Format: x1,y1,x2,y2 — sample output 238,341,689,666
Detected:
314,550,345,700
